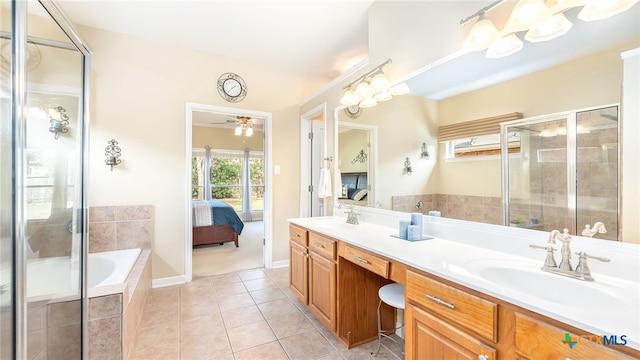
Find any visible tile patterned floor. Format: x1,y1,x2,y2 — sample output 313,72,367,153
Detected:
131,267,403,360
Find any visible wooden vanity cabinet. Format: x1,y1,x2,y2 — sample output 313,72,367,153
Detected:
288,224,337,331
307,232,337,331
289,224,308,303
514,313,637,360
405,270,497,360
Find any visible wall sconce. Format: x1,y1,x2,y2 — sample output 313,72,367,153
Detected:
404,157,413,176
104,139,122,171
340,58,410,108
421,142,430,160
48,105,69,140
351,149,367,164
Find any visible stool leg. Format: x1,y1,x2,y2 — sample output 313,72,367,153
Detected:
371,300,383,357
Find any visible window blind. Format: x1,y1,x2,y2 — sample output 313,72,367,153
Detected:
438,112,523,142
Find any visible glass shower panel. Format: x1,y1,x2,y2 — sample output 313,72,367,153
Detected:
505,115,571,232
23,3,85,358
1,1,14,358
576,106,619,240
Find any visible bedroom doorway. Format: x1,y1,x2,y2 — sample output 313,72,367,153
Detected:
185,103,272,280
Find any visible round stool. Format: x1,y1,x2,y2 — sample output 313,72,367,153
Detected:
371,283,405,358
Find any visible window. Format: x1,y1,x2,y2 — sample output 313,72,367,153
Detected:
191,148,264,215
447,133,521,158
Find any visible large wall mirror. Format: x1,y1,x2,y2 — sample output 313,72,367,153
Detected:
333,5,638,241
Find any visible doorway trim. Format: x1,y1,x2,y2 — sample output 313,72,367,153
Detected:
184,102,273,282
300,103,327,217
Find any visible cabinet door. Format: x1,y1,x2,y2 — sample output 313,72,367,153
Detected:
289,240,308,304
309,251,336,331
405,303,496,360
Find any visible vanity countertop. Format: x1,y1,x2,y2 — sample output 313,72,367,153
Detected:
288,215,640,351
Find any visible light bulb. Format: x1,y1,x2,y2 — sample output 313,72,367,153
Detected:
463,18,499,51
486,34,524,58
370,73,389,92
234,126,242,136
525,12,573,42
355,81,371,97
373,90,392,102
504,0,551,33
340,89,360,106
245,126,253,137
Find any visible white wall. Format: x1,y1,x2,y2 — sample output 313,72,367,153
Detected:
80,25,322,279
621,49,640,244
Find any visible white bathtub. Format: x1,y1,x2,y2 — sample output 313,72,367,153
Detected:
0,248,142,304
88,248,142,288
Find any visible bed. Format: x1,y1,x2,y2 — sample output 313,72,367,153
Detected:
192,200,244,247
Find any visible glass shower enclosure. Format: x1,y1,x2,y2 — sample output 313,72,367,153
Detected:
1,1,91,358
501,105,619,241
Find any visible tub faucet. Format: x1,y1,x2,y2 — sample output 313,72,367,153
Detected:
581,222,607,238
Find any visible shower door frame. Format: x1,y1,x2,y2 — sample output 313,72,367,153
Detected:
500,104,620,238
11,1,92,358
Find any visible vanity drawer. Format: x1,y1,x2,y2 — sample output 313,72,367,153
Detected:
289,224,308,247
406,270,497,342
340,244,389,278
309,232,336,260
514,313,636,360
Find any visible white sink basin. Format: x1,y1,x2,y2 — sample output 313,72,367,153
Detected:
464,259,636,310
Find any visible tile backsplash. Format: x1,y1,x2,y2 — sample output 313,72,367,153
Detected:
88,205,153,253
392,194,502,225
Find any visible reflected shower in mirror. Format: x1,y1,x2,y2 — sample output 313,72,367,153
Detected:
331,3,637,241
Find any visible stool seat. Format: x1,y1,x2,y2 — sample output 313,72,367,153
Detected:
379,283,405,310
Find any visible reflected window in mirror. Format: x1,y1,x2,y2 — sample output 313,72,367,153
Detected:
447,133,521,159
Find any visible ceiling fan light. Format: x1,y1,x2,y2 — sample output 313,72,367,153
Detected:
359,97,378,108
373,90,392,102
504,0,551,33
463,18,499,51
525,12,573,42
234,126,242,136
370,73,389,92
389,82,410,95
245,126,253,137
486,34,524,58
578,0,639,21
340,90,360,106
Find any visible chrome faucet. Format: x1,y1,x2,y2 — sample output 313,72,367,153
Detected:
581,222,607,238
529,228,610,281
344,205,360,225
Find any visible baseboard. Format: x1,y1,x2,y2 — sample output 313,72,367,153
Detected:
270,259,289,269
152,275,186,288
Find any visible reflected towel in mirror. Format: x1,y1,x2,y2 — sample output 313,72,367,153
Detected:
318,168,333,198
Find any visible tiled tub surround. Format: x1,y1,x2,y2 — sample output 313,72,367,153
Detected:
89,249,152,360
87,205,154,359
88,205,154,253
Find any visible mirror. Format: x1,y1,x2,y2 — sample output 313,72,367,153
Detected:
334,5,638,240
336,122,377,207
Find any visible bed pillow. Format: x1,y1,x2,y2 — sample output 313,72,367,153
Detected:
351,189,368,201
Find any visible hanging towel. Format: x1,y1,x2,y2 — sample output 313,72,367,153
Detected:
318,168,333,199
335,167,343,197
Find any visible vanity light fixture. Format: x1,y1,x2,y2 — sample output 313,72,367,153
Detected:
404,157,413,175
48,105,69,140
420,143,430,160
339,59,410,108
461,0,639,58
104,139,122,171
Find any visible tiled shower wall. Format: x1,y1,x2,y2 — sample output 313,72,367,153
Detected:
88,205,154,253
392,194,503,225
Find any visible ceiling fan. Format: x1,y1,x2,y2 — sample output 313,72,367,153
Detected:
208,115,255,137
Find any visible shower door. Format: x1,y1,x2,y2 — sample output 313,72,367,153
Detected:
1,0,91,359
501,105,619,240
